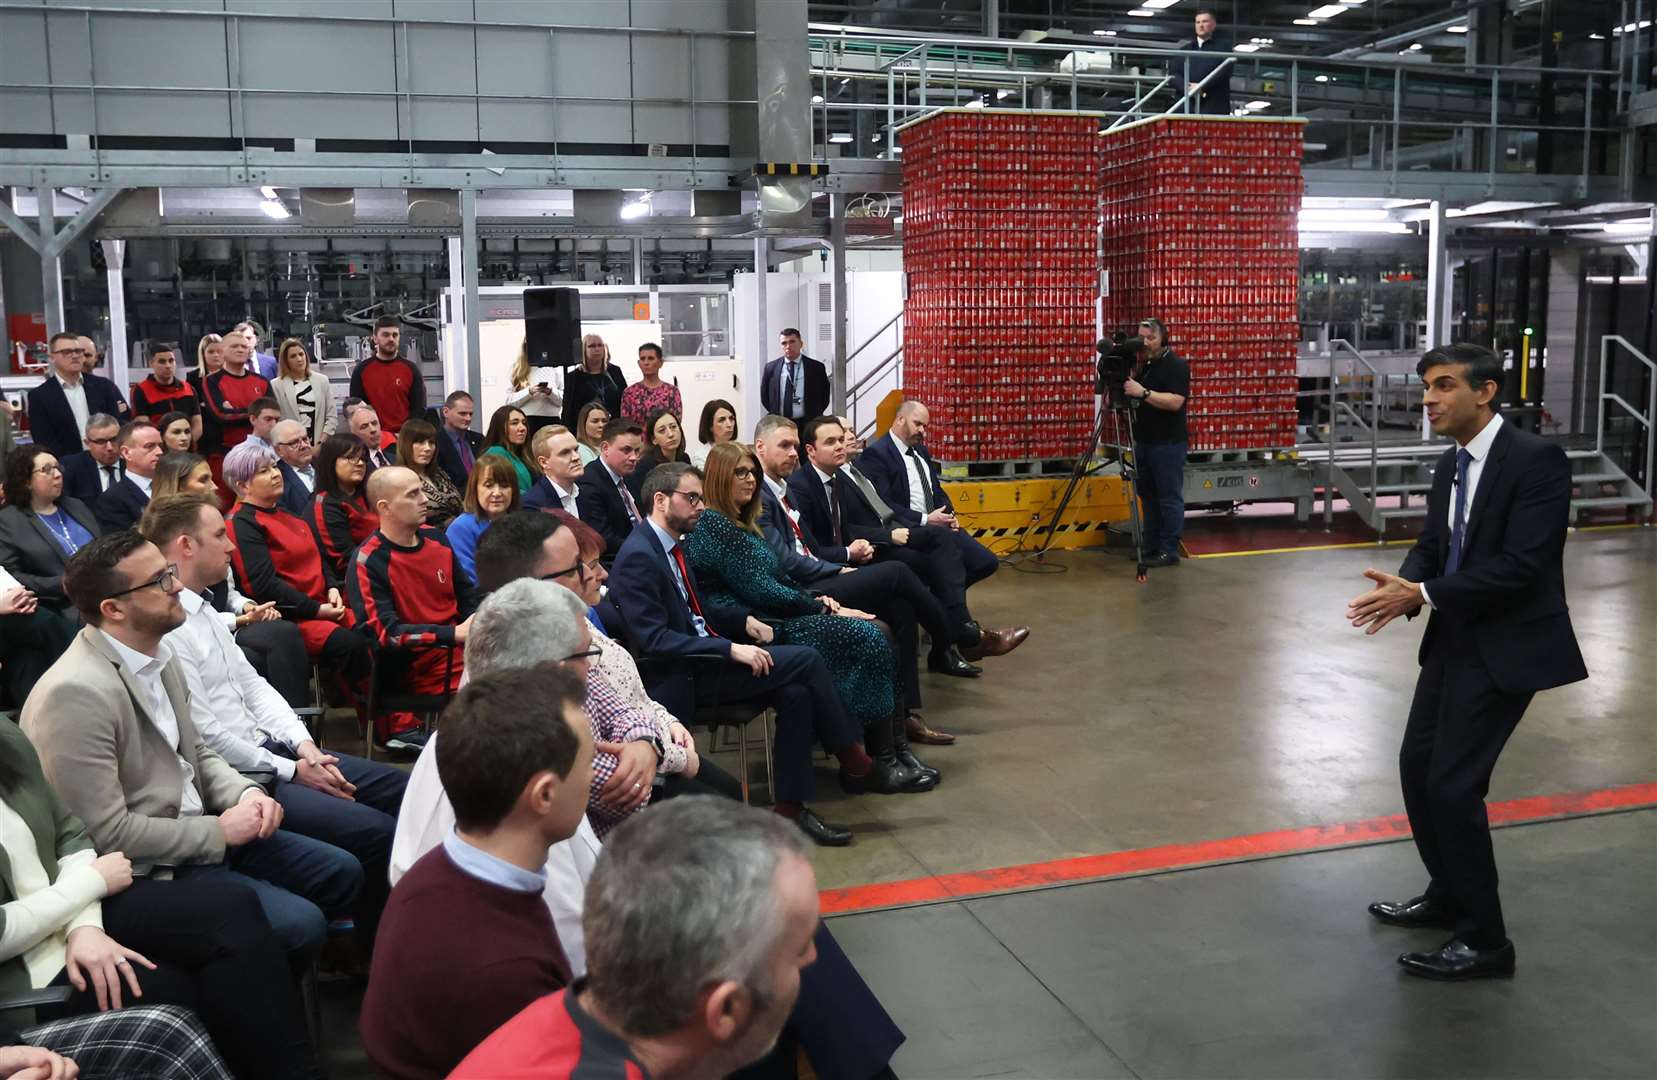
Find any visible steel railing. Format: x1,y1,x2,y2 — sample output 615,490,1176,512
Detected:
1598,334,1657,500
845,310,904,438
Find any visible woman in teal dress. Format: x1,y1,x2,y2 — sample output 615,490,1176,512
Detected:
682,443,897,726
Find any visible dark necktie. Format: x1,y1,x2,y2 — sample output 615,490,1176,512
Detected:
826,475,844,545
783,363,798,418
617,477,641,524
456,434,474,472
1445,448,1472,574
906,448,935,512
844,464,897,524
102,465,117,490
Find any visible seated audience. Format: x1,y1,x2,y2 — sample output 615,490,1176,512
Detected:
143,493,404,957
346,467,479,751
445,454,520,583
270,337,336,444
480,405,537,493
523,425,585,515
349,404,396,472
245,396,282,450
360,665,591,1080
397,417,463,529
573,401,608,466
2,1006,234,1080
57,414,123,507
151,451,215,500
269,418,317,516
574,418,646,557
310,433,377,577
129,342,201,448
618,342,681,424
689,396,738,468
0,446,101,614
157,409,195,452
606,462,872,846
434,391,483,490
0,720,321,1080
20,532,359,958
454,798,903,1080
0,563,77,705
624,408,691,504
92,420,163,533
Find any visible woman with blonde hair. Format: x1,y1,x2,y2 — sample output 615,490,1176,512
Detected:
558,333,628,430
270,337,336,443
573,401,608,466
504,339,563,436
151,450,218,501
188,332,223,404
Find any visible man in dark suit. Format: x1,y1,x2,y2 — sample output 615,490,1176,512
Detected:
93,419,164,532
58,413,126,507
348,404,397,474
270,419,319,517
759,329,830,422
575,418,647,556
606,462,897,847
1173,8,1233,116
857,400,1002,589
434,391,484,490
25,332,131,459
1348,343,1588,982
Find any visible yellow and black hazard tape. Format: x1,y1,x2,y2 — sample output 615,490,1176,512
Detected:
966,520,1114,539
752,162,830,177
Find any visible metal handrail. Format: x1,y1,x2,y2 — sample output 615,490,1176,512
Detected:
846,310,902,368
847,342,904,434
1160,57,1236,119
1108,76,1172,131
1598,334,1657,501
1321,338,1382,526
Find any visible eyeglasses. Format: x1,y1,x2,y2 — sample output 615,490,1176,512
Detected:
276,436,311,448
86,436,118,447
670,489,705,506
103,564,180,602
732,467,756,478
33,464,63,476
559,647,603,663
539,563,583,581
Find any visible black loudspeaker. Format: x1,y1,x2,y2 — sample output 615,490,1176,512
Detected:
523,287,582,372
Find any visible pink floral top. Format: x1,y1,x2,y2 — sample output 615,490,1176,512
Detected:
619,380,682,424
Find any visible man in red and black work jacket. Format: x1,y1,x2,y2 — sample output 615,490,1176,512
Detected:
203,329,272,460
346,466,479,750
349,316,425,435
129,342,201,445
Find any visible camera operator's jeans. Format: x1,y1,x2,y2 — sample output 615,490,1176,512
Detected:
1134,441,1187,558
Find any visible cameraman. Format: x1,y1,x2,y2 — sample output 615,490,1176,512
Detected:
1122,317,1189,567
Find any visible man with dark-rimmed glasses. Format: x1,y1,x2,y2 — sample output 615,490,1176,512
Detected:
26,332,132,459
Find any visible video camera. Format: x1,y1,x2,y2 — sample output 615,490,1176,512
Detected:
1095,332,1145,402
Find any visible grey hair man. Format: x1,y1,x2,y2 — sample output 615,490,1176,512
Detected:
451,796,820,1080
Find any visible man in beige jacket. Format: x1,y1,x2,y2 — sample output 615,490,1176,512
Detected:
22,529,360,956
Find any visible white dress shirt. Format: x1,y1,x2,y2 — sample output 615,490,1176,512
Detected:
96,460,123,493
57,375,89,440
549,479,580,517
890,431,931,516
98,631,201,818
389,732,602,975
649,520,708,637
763,474,808,555
165,589,312,783
600,461,640,524
1419,412,1504,608
129,472,153,497
289,465,316,494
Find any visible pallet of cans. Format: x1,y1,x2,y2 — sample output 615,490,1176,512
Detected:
901,109,1103,461
1098,116,1305,452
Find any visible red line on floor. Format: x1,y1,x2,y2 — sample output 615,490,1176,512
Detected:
819,781,1657,916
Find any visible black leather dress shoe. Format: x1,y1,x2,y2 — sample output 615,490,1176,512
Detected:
927,646,982,678
795,809,852,847
1398,938,1515,981
1368,895,1458,930
897,749,941,785
1143,552,1179,568
840,758,932,795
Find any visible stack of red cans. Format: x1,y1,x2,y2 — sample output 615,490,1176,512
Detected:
901,110,1102,460
1098,117,1304,452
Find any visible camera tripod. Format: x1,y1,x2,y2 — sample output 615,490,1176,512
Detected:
1027,388,1150,582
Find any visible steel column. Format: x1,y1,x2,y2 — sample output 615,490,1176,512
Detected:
1425,200,1450,350
101,239,129,393
461,189,482,402
829,192,848,415
38,190,63,338
753,237,769,403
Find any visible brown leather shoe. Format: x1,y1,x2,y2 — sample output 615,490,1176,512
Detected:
959,626,1030,661
905,713,957,745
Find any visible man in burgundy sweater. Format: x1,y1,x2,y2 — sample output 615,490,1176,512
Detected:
346,466,479,747
349,316,425,435
360,663,594,1080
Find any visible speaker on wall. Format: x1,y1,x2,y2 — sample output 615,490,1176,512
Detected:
524,287,582,372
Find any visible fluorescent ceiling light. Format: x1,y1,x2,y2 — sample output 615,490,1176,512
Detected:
1299,221,1411,234
1294,18,1319,25
1587,276,1647,284
1233,43,1262,52
1143,0,1180,8
1127,9,1155,16
1448,200,1558,217
1094,28,1119,36
259,186,278,200
1408,43,1423,51
828,132,853,143
811,94,824,104
259,200,289,220
1314,74,1331,82
619,193,652,220
964,97,986,108
1602,219,1652,234
1307,4,1348,18
1245,99,1271,110
997,88,1014,98
1589,32,1605,40
1446,25,1468,33
1300,207,1390,221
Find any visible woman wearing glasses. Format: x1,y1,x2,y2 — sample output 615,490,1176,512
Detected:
271,338,337,444
0,448,86,701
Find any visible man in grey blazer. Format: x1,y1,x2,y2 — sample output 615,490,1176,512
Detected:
21,530,361,957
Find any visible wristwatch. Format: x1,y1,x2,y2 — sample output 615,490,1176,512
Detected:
646,735,667,763
1140,388,1153,402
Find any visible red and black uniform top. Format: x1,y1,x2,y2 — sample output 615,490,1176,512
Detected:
202,367,271,453
227,500,337,619
129,375,199,424
345,526,481,650
450,982,648,1080
349,354,426,435
312,491,379,577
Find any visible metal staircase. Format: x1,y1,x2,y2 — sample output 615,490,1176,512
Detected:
1300,338,1654,539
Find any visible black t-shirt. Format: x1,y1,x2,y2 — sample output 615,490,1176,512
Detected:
1136,350,1190,444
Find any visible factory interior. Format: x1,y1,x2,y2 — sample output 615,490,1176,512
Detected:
0,0,1654,1078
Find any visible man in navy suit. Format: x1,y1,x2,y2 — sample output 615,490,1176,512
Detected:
1348,343,1588,982
1173,8,1233,116
759,329,830,422
271,419,319,517
606,462,890,847
434,391,484,490
523,427,585,516
26,332,131,459
575,419,646,556
58,413,126,507
857,400,1001,590
93,420,164,532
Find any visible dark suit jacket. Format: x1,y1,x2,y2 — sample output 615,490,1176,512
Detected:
92,476,149,533
522,476,576,514
0,499,101,607
856,435,952,527
275,461,315,518
1173,36,1234,114
24,374,130,459
59,452,118,506
574,465,637,557
760,355,831,420
757,479,842,583
434,427,484,490
1397,420,1588,694
608,522,748,661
